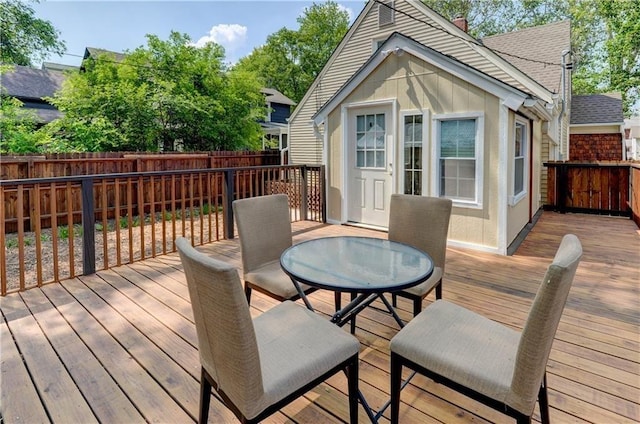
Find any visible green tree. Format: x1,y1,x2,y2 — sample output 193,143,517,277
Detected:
422,0,639,116
0,65,53,153
0,0,66,66
47,31,266,152
235,1,349,103
0,95,39,153
570,0,639,115
422,0,567,38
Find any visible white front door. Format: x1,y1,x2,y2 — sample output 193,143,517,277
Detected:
347,108,393,227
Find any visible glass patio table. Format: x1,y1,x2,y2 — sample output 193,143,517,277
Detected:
280,236,433,330
280,236,433,422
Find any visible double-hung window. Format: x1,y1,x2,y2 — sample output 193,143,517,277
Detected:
511,118,529,204
435,113,483,207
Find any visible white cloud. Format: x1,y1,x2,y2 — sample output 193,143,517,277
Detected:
193,24,248,50
337,4,355,23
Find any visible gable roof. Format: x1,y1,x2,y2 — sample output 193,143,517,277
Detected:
570,93,624,125
83,47,126,62
482,20,571,94
1,65,66,100
313,32,530,124
261,88,296,106
1,65,66,123
290,0,558,122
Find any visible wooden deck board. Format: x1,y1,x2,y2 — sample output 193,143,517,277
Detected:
1,211,638,423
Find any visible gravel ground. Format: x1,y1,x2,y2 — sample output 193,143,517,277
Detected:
3,216,221,292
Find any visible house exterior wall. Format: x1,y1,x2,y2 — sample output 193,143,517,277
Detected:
325,54,510,249
506,117,542,244
289,0,539,165
570,133,623,161
269,103,291,124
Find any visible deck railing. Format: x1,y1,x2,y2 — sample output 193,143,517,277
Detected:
0,164,325,295
545,162,632,216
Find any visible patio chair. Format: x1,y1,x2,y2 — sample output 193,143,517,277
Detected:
176,237,360,424
389,234,582,424
233,194,317,305
388,194,452,316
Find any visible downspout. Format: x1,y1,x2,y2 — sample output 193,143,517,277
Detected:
560,50,573,159
529,120,534,222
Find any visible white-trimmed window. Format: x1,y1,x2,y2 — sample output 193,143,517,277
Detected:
511,118,529,204
401,112,426,195
434,113,484,207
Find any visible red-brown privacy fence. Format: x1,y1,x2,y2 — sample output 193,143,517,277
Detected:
545,162,639,228
1,150,280,179
1,151,280,232
0,159,325,295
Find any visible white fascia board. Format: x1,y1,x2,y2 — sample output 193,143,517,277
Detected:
524,100,553,121
570,122,625,127
314,34,529,125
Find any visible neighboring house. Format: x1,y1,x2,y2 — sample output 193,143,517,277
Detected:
624,116,640,161
41,62,79,72
288,0,572,255
260,88,296,163
81,47,126,70
569,93,625,161
1,65,67,124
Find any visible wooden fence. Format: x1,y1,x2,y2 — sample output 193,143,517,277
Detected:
0,150,280,180
545,162,632,216
632,164,640,228
0,164,325,295
0,151,280,232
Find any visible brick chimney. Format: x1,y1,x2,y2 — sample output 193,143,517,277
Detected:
452,16,468,33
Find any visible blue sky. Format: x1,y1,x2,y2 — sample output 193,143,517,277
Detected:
33,1,366,67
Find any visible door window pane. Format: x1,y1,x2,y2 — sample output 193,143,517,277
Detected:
356,113,386,169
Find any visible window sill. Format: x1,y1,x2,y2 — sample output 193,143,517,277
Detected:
509,192,527,206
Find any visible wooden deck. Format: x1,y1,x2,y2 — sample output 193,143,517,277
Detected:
1,212,638,423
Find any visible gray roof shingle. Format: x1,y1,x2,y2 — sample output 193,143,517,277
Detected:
570,93,624,125
481,20,571,94
83,47,126,63
261,88,296,106
1,65,66,100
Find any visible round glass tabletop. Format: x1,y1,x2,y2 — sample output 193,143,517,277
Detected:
280,236,433,293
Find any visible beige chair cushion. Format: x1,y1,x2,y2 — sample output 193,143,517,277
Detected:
388,195,452,270
251,301,360,418
244,260,311,299
400,267,443,297
391,234,582,417
233,194,292,274
177,238,360,422
391,300,519,406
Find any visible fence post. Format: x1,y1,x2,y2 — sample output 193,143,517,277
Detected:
558,164,568,214
223,169,235,239
300,165,308,221
320,165,327,223
81,177,96,275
